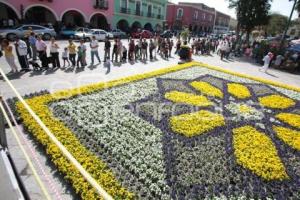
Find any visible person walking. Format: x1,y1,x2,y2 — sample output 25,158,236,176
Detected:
2,39,18,73
104,37,111,62
29,32,37,60
79,39,87,66
49,37,60,68
68,39,76,67
90,36,101,66
36,35,48,69
15,37,30,71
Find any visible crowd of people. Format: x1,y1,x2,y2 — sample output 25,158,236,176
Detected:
1,26,299,76
0,27,194,75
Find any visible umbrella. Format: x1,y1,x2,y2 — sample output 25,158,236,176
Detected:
291,39,300,45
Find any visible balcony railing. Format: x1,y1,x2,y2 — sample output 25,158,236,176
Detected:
94,0,108,10
120,7,131,14
157,14,164,20
135,10,143,16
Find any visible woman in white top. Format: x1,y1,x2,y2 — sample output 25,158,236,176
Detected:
50,37,60,68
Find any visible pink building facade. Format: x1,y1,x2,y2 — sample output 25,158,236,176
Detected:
0,0,114,30
166,2,216,33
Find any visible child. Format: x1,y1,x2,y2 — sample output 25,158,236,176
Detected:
62,47,70,67
104,56,111,74
122,46,127,62
77,46,83,67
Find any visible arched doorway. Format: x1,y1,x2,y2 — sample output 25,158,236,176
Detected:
62,10,85,28
25,6,57,27
90,13,108,30
131,21,142,32
0,2,19,28
117,19,129,32
144,23,153,31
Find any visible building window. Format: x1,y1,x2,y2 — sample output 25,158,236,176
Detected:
158,7,161,15
135,1,141,15
121,0,128,8
194,11,198,20
177,8,183,19
147,5,153,17
209,15,213,22
203,13,206,20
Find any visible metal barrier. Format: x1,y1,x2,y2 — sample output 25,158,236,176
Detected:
0,68,113,200
0,100,7,149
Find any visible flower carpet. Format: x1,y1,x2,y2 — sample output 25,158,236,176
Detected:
17,62,300,199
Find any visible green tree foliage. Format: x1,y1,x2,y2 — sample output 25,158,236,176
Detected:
228,0,272,42
266,13,289,36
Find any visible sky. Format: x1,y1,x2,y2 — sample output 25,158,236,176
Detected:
169,0,299,19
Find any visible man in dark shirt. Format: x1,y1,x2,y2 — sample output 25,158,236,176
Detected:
104,37,111,62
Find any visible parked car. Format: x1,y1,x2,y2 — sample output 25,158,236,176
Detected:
74,28,93,41
91,29,113,41
160,30,173,38
109,29,127,38
0,24,56,41
59,28,76,38
132,30,153,39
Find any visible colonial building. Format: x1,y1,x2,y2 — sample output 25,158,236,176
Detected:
0,0,114,30
166,2,215,33
214,11,231,34
113,0,168,32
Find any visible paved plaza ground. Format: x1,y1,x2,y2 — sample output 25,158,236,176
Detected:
1,40,300,98
1,39,300,199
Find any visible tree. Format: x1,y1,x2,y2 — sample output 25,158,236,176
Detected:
228,0,272,42
180,28,190,41
265,13,289,36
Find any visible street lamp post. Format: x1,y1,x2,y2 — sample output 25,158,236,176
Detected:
279,0,298,51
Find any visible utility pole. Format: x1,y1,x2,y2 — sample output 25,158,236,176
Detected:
279,0,298,51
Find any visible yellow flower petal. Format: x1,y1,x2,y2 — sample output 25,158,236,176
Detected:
258,95,295,109
233,126,288,180
273,126,300,151
164,91,213,107
276,113,300,128
227,83,251,99
170,110,225,137
190,81,223,98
